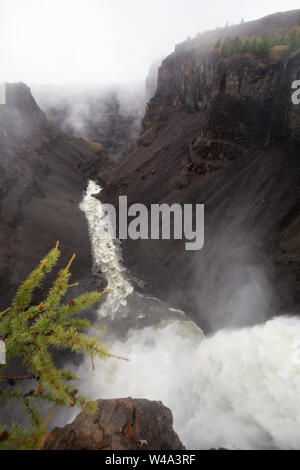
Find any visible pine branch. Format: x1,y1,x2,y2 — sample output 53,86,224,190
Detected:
12,242,60,313
0,244,121,450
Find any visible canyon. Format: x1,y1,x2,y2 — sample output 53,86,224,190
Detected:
0,11,299,330
1,8,300,450
100,9,300,331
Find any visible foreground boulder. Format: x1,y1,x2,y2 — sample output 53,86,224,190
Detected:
44,398,185,450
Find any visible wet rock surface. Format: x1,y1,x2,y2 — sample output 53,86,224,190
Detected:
44,398,185,450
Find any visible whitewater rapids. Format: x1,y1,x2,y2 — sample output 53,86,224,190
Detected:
78,180,300,450
79,180,133,317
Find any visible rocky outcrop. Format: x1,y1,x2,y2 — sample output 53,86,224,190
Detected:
99,11,300,331
44,398,185,450
0,83,108,308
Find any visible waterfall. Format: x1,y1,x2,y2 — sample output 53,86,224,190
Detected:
77,180,300,450
79,180,133,318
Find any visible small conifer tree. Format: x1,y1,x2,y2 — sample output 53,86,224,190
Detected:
0,243,124,450
217,29,300,60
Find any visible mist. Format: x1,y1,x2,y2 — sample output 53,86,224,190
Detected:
32,82,148,160
1,0,300,86
72,316,300,450
190,228,275,331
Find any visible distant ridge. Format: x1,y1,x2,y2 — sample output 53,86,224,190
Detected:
175,9,300,54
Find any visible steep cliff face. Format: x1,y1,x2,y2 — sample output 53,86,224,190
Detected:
0,83,108,308
100,11,300,331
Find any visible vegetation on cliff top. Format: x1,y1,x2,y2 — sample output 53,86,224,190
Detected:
0,243,124,450
216,27,300,59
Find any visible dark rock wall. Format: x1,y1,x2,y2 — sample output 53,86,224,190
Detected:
0,83,105,308
100,12,300,331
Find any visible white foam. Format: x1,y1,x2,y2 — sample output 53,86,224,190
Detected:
76,316,300,450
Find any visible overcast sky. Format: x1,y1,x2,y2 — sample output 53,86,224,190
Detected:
0,0,300,86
